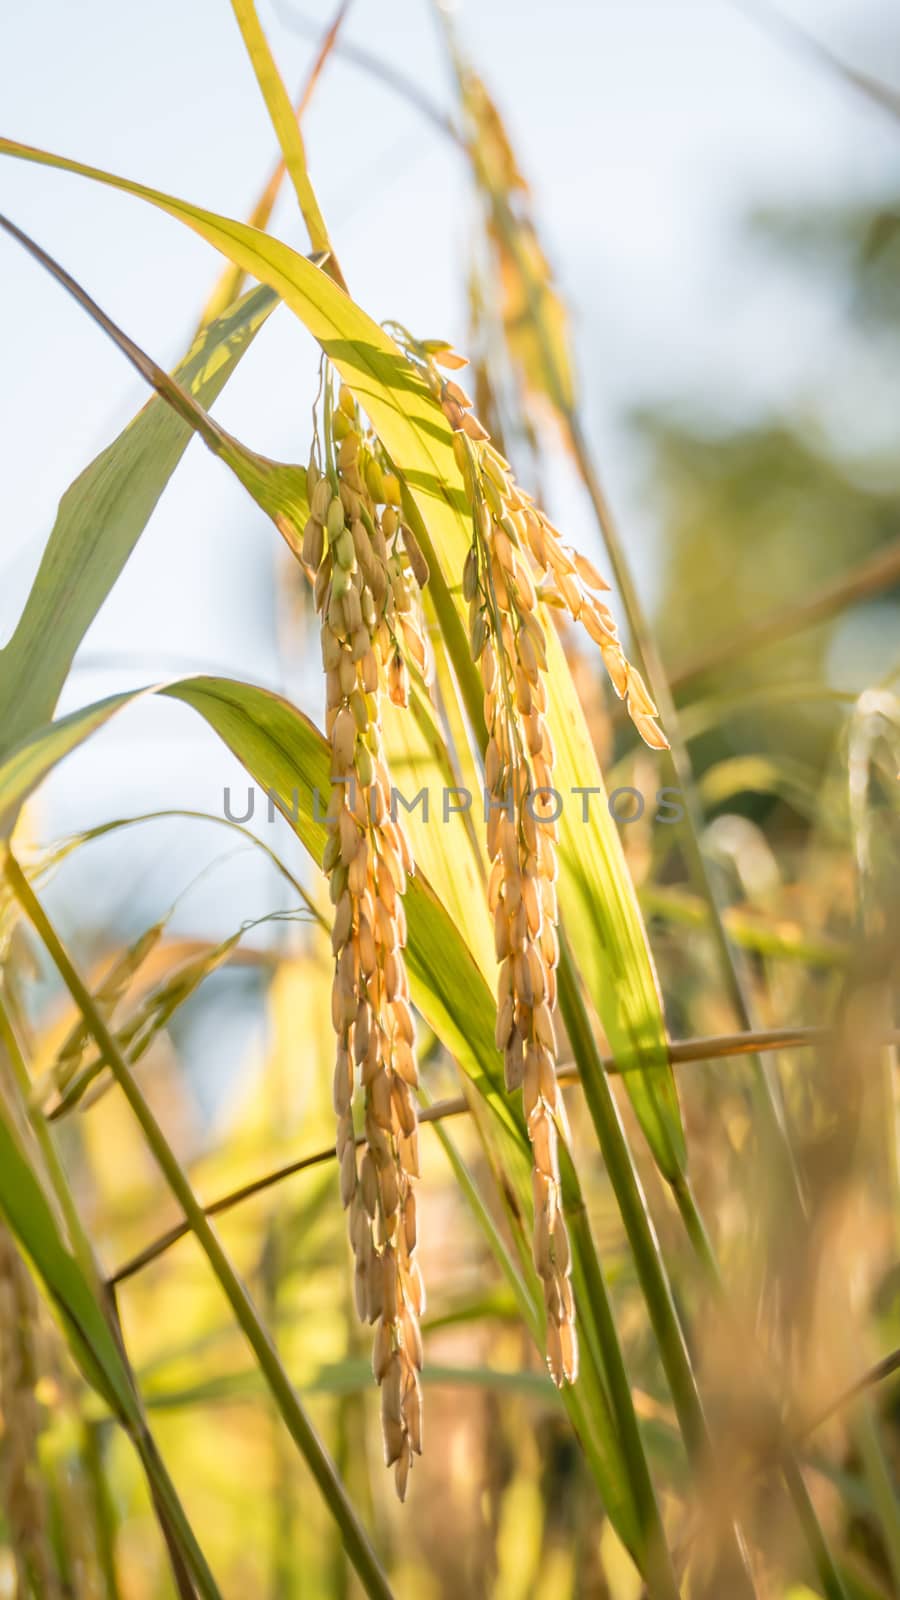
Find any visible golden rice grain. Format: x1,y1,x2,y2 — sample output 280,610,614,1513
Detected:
390,328,669,1384
306,375,429,1497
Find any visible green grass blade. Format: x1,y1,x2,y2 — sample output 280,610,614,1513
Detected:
0,689,147,838
229,0,344,284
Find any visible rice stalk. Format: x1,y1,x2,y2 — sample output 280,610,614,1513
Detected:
228,0,347,289
0,156,807,1580
201,1,351,326
156,677,676,1583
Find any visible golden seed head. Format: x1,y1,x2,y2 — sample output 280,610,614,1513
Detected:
308,373,427,1498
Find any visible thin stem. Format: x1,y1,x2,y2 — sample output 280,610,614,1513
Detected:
201,0,352,326
273,2,459,143
729,0,900,126
853,1402,900,1594
800,1349,900,1439
0,989,93,1277
565,1201,682,1599
0,209,311,567
557,946,707,1462
229,0,348,289
80,1422,123,1600
107,1024,900,1285
4,850,394,1600
669,537,900,691
781,1455,848,1600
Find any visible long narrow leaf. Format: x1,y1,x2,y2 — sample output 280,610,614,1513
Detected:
228,0,344,283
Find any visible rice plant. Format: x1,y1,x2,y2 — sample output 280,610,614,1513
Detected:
0,2,897,1596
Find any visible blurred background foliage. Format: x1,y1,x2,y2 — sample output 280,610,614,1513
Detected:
636,188,900,781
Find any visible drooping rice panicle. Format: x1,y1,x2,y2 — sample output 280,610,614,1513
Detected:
390,330,668,1385
303,373,429,1500
458,65,578,437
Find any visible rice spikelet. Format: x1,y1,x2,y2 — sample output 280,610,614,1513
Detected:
305,372,428,1499
393,330,668,1385
459,66,577,433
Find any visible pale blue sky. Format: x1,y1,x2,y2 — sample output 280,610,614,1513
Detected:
0,0,896,1031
